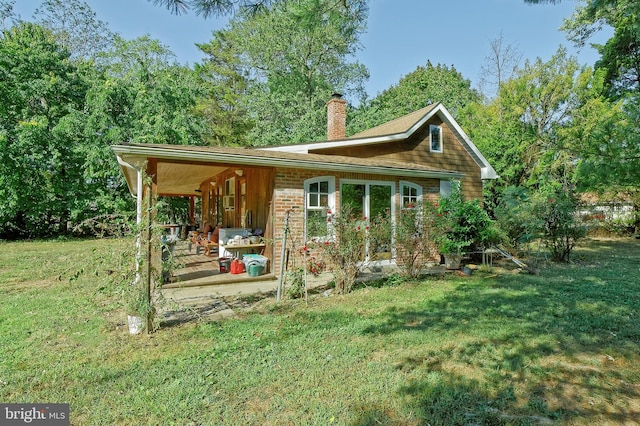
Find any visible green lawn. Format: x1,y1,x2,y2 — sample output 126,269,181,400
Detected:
1,237,639,425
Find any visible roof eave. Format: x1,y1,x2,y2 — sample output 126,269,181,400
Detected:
256,133,408,153
112,144,464,196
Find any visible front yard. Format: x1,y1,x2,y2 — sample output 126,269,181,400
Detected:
0,237,638,424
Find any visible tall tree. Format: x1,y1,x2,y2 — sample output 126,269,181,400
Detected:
560,0,640,98
497,47,580,188
78,36,209,209
195,30,253,146
91,36,208,147
349,62,480,135
563,69,640,231
197,0,368,145
531,0,640,230
478,31,522,101
460,47,583,211
0,23,89,238
33,0,115,61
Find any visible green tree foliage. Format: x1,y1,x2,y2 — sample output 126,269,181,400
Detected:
151,0,274,18
569,90,640,231
151,0,349,18
74,36,209,230
558,67,626,189
580,99,640,190
500,47,580,187
0,23,89,238
318,204,367,294
526,0,640,232
195,30,254,146
86,36,208,147
348,62,480,134
461,48,584,212
533,186,586,262
197,0,369,145
495,185,585,262
435,185,498,255
0,16,208,238
559,0,640,99
560,0,640,231
390,201,441,278
494,186,537,251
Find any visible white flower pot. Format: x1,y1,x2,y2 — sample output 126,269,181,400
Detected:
443,254,462,270
127,315,145,335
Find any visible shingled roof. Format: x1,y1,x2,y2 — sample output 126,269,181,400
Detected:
346,105,438,139
258,102,497,180
113,142,463,196
113,102,496,196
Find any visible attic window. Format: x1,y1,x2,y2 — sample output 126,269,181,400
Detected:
430,124,442,153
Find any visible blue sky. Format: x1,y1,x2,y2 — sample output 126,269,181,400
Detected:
13,0,610,98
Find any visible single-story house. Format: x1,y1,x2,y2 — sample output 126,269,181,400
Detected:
112,94,497,285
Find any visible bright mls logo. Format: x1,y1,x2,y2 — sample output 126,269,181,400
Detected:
1,404,69,425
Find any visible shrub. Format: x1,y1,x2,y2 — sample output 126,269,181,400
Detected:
494,186,538,252
306,256,325,276
392,201,442,278
532,188,586,262
286,267,305,299
435,186,498,254
318,205,368,294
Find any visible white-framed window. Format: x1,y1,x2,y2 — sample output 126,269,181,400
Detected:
400,181,422,209
430,124,442,153
224,177,235,210
305,176,335,240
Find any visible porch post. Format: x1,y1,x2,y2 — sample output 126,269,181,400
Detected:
134,166,143,291
189,196,195,226
141,159,158,333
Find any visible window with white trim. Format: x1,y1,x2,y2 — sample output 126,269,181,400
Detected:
305,176,335,240
430,124,442,153
400,181,422,209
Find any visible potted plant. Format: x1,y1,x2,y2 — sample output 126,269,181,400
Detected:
436,238,469,269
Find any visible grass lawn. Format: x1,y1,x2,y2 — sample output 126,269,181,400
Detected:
1,237,639,425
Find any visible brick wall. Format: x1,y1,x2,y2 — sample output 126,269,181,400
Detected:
271,168,446,277
272,168,313,277
326,94,347,141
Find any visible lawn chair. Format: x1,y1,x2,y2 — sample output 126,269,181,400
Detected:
192,223,221,256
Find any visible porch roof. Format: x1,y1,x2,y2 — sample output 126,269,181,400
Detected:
112,143,464,197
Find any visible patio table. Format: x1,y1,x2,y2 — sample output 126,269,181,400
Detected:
220,243,265,260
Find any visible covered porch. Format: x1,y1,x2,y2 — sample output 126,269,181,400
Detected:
113,144,282,287
164,239,276,289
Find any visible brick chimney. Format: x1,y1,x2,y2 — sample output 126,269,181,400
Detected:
326,93,346,140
